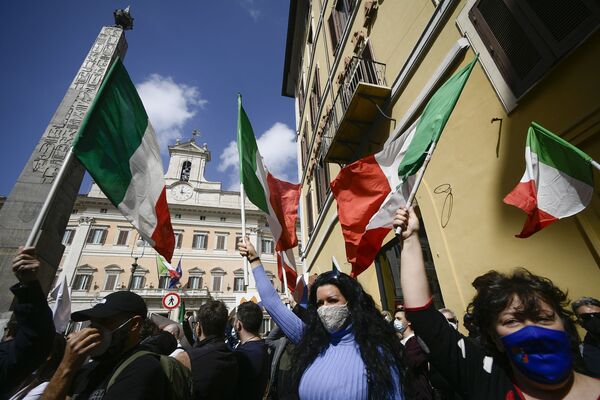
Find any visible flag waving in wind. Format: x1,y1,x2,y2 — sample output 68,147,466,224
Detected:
331,56,478,276
237,95,301,289
503,122,595,238
72,58,175,262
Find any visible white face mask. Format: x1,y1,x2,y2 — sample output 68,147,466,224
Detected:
393,319,407,334
317,304,350,333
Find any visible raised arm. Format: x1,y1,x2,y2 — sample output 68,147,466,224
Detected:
238,238,304,344
393,208,431,308
0,247,55,397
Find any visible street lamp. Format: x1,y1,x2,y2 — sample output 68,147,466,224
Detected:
128,236,146,290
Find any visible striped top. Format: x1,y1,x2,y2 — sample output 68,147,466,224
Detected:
254,265,403,400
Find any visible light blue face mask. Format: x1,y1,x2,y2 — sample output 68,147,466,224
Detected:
501,325,573,385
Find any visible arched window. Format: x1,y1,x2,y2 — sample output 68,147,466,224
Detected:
104,264,124,291
188,268,205,289
233,268,245,292
210,267,226,292
180,161,191,182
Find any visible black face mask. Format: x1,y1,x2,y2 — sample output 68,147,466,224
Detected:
91,318,132,362
582,317,600,336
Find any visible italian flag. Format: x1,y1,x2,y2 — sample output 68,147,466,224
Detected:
237,95,301,291
331,57,477,276
503,122,595,238
156,255,181,282
73,58,175,262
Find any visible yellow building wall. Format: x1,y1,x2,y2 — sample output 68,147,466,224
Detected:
300,0,600,315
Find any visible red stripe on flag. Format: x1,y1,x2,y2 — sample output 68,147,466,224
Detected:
277,252,298,293
331,155,392,276
266,173,301,251
503,180,558,238
151,187,175,262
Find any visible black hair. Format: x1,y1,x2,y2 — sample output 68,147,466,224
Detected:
139,318,160,341
571,296,600,314
468,268,584,371
236,301,263,335
290,271,409,399
197,300,228,337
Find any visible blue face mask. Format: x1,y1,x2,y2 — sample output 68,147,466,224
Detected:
501,325,572,385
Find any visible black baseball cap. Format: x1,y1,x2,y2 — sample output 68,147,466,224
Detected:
71,291,148,322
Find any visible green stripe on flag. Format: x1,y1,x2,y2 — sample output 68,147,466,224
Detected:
528,122,593,185
398,56,478,181
72,58,148,206
237,95,269,213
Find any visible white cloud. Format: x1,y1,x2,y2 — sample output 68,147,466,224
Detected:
219,122,298,191
136,74,207,151
239,0,262,21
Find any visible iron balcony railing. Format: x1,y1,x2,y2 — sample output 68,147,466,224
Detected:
321,56,387,162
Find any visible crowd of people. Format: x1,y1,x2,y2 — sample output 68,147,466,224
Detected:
1,209,599,399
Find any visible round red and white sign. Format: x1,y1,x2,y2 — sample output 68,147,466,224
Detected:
162,292,181,310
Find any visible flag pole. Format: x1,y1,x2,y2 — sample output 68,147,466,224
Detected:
592,159,600,172
240,182,249,287
26,148,76,247
395,141,438,235
281,257,290,298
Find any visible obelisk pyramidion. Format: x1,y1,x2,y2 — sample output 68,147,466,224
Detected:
0,11,132,327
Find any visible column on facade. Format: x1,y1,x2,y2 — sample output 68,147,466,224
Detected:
58,217,94,286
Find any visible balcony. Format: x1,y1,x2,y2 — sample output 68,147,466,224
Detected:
321,56,390,164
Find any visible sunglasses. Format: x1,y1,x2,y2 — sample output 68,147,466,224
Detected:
319,269,341,280
579,312,600,322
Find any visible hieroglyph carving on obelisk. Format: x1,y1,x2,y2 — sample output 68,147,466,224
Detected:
0,26,128,320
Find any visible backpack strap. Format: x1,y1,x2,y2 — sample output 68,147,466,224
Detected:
107,350,156,390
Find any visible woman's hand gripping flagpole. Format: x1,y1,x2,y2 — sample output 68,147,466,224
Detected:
394,141,438,236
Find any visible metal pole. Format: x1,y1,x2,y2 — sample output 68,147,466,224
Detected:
25,148,76,247
395,141,438,236
591,159,600,172
281,255,290,298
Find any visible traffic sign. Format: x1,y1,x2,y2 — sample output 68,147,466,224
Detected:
162,292,181,310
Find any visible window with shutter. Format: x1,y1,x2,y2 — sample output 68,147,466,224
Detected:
305,192,314,235
116,230,129,246
104,274,118,291
467,0,599,98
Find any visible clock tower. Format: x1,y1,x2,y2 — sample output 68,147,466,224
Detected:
165,137,221,203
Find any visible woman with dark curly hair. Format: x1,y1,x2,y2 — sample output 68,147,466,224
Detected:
393,207,600,399
238,239,407,399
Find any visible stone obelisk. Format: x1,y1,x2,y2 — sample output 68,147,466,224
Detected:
0,11,132,327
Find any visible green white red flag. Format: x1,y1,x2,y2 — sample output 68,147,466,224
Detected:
237,95,301,291
73,58,175,262
331,57,477,276
503,122,594,238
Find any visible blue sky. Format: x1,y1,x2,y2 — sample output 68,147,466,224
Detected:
0,1,297,195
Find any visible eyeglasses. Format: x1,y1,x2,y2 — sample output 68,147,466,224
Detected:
579,312,600,322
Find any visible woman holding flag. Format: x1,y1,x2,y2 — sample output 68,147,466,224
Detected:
238,238,408,399
393,207,600,399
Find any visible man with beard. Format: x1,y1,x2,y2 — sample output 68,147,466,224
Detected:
572,296,600,378
41,291,169,399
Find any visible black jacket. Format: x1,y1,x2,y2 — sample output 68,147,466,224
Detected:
0,281,54,400
186,335,239,400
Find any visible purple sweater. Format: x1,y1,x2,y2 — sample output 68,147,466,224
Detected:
253,265,403,400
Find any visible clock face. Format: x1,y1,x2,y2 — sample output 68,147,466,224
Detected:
171,184,193,201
